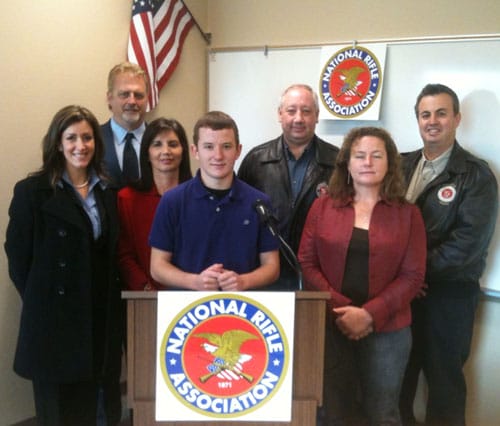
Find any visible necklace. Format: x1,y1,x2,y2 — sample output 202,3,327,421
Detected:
74,180,89,189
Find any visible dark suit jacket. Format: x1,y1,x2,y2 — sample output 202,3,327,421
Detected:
101,120,125,188
4,174,123,382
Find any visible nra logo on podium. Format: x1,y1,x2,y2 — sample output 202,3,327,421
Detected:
156,292,295,422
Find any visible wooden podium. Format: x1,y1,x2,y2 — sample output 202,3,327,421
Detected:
122,291,329,426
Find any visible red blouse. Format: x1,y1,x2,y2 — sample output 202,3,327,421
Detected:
298,196,427,332
117,186,162,290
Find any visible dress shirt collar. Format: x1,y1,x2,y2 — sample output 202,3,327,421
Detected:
58,169,104,190
110,118,146,144
421,144,453,177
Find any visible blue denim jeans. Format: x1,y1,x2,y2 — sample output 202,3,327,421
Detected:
322,324,411,426
400,291,478,426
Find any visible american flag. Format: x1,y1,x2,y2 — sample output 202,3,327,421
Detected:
128,0,194,110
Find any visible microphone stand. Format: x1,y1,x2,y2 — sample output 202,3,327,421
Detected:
265,216,304,291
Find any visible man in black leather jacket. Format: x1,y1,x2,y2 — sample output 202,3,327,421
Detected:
238,84,339,290
400,83,498,426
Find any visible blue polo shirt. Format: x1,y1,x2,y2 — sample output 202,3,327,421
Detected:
149,171,279,275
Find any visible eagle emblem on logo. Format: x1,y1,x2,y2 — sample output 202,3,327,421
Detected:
336,66,366,98
195,330,258,383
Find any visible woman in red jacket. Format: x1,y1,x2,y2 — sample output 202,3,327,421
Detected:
298,127,426,425
117,118,192,290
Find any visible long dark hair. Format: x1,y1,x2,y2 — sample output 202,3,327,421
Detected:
328,126,406,203
33,105,107,187
133,117,192,192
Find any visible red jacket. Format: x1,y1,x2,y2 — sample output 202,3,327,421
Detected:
298,196,426,332
117,186,162,290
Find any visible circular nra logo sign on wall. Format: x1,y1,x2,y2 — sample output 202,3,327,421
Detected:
159,293,290,419
320,45,382,118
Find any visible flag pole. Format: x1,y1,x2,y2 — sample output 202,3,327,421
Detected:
180,0,211,45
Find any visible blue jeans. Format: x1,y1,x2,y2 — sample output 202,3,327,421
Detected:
400,291,478,426
323,323,411,426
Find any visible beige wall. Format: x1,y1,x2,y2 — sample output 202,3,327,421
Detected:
207,0,500,47
1,0,499,423
0,0,207,423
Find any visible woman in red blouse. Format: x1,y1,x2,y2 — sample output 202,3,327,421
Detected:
117,118,192,290
298,127,426,425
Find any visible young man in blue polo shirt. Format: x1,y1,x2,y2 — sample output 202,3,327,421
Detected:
149,111,280,291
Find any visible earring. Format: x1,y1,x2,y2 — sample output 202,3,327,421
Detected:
347,173,351,185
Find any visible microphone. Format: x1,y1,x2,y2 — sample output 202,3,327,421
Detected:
253,199,303,290
253,199,276,236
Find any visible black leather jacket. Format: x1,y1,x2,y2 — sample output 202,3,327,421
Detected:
238,135,339,289
402,142,498,296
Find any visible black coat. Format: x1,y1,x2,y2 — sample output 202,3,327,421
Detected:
4,174,124,382
402,142,498,296
239,135,338,252
238,135,338,289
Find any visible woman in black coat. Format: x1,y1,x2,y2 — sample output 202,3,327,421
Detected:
5,105,124,426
